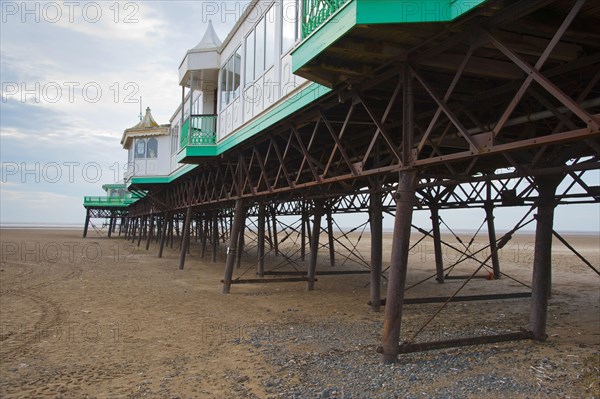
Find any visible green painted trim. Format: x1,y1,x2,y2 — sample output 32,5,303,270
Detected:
293,0,488,72
356,0,487,24
177,82,332,161
291,1,357,73
101,183,127,190
83,196,138,207
129,164,198,186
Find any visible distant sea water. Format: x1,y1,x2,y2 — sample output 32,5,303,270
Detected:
0,222,83,230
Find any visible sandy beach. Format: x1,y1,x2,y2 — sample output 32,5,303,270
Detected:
0,228,598,398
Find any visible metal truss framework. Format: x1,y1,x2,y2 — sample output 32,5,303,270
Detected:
108,0,599,363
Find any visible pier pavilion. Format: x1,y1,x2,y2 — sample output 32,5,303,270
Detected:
84,0,600,363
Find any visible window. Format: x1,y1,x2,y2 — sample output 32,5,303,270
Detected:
282,0,298,52
233,47,242,99
220,62,228,107
254,17,265,80
265,6,276,68
220,46,242,109
245,5,276,85
135,139,146,159
134,138,158,159
245,31,255,84
171,123,179,155
147,138,158,158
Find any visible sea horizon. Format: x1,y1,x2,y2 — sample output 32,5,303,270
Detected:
0,222,598,236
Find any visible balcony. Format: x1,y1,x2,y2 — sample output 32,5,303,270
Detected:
302,0,349,38
180,114,217,147
292,0,488,87
83,196,137,208
177,114,219,163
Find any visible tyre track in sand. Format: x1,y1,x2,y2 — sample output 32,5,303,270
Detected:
0,259,82,360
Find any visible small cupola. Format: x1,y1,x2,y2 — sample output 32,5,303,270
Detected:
121,107,169,149
179,21,222,90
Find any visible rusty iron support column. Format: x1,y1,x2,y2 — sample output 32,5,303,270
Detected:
107,212,114,238
212,210,219,263
381,170,417,363
484,201,501,279
155,218,161,243
145,215,155,251
271,207,279,256
83,209,91,238
370,191,383,312
201,215,208,258
257,202,266,277
178,207,192,270
131,218,138,243
326,203,335,267
137,216,146,247
169,217,174,248
382,64,416,364
119,216,128,239
430,206,445,283
158,213,169,258
530,176,560,340
300,204,307,261
235,211,247,269
307,200,325,291
306,212,312,248
223,199,245,293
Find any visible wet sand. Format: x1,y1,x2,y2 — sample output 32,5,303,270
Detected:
0,228,598,398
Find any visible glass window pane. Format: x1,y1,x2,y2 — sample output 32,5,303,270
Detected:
255,17,265,79
135,139,146,158
265,6,275,68
227,56,234,101
245,31,255,84
233,47,241,99
282,0,297,52
146,138,158,158
220,65,227,108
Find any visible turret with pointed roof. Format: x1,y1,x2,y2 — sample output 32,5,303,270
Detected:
193,20,221,50
179,21,222,89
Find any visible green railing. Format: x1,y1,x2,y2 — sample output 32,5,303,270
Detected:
302,0,349,38
180,114,218,148
84,196,137,206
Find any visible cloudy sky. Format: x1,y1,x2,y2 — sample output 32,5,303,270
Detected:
1,1,249,225
1,1,598,233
